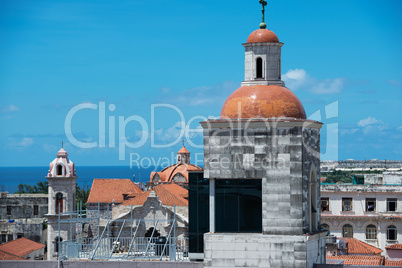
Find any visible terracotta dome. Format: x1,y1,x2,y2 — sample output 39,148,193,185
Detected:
220,85,306,119
247,29,279,43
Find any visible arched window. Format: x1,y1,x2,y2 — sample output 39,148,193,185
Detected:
145,227,160,238
54,237,63,253
387,225,397,241
308,167,318,232
56,165,63,176
321,224,329,231
366,224,377,240
342,224,353,238
256,58,263,78
56,192,63,214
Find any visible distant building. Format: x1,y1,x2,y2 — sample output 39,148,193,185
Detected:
0,237,45,260
0,192,48,244
321,176,402,254
321,160,402,172
147,147,203,189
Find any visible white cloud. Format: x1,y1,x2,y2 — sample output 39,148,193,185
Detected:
155,121,202,142
158,81,238,107
282,69,308,90
311,78,344,94
357,116,379,127
1,105,19,113
8,137,34,148
282,69,345,94
357,116,385,135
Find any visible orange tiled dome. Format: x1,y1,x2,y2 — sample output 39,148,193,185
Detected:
247,29,279,43
220,85,306,119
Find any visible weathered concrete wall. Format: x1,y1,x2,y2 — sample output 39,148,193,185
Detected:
0,261,203,268
384,172,402,185
0,193,48,220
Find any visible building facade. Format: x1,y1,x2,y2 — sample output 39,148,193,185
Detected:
321,182,402,254
0,193,48,244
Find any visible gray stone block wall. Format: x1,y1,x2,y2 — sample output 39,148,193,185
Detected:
203,233,326,268
202,121,321,235
201,119,324,268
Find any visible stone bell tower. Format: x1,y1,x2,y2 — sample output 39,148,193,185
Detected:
45,147,77,260
200,3,326,268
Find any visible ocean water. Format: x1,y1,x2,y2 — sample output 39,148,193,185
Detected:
0,166,158,194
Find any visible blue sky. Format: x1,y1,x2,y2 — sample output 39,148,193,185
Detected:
0,0,401,167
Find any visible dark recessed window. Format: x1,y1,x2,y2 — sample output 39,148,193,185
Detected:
33,205,39,216
366,198,376,212
189,172,209,254
387,198,397,212
6,206,11,216
342,198,353,211
216,179,262,233
256,58,263,79
321,197,329,212
387,225,397,241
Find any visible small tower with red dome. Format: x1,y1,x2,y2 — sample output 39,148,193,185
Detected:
198,2,326,267
45,146,77,260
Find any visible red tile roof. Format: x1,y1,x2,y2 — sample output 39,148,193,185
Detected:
87,179,143,204
0,249,26,260
385,258,402,266
386,244,402,250
0,238,45,257
150,163,202,183
342,237,383,255
121,183,188,207
327,255,384,266
178,146,190,154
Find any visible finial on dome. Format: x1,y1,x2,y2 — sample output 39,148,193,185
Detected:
259,0,267,29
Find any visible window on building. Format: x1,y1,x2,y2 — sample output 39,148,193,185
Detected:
7,234,13,242
366,198,376,212
33,205,39,216
366,224,377,240
56,165,63,176
387,198,397,212
256,58,263,78
321,224,329,231
55,237,63,253
56,192,63,214
6,206,11,216
1,233,6,243
387,225,397,241
216,179,262,233
342,198,353,211
343,224,353,238
17,233,23,239
321,197,329,212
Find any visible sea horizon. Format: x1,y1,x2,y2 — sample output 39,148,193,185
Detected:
0,166,164,194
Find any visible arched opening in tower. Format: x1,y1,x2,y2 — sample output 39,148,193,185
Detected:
56,164,63,176
256,58,263,78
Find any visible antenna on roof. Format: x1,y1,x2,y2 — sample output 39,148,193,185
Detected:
61,138,64,148
181,138,186,147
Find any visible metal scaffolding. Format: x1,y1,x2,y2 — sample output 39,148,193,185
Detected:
57,202,188,262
